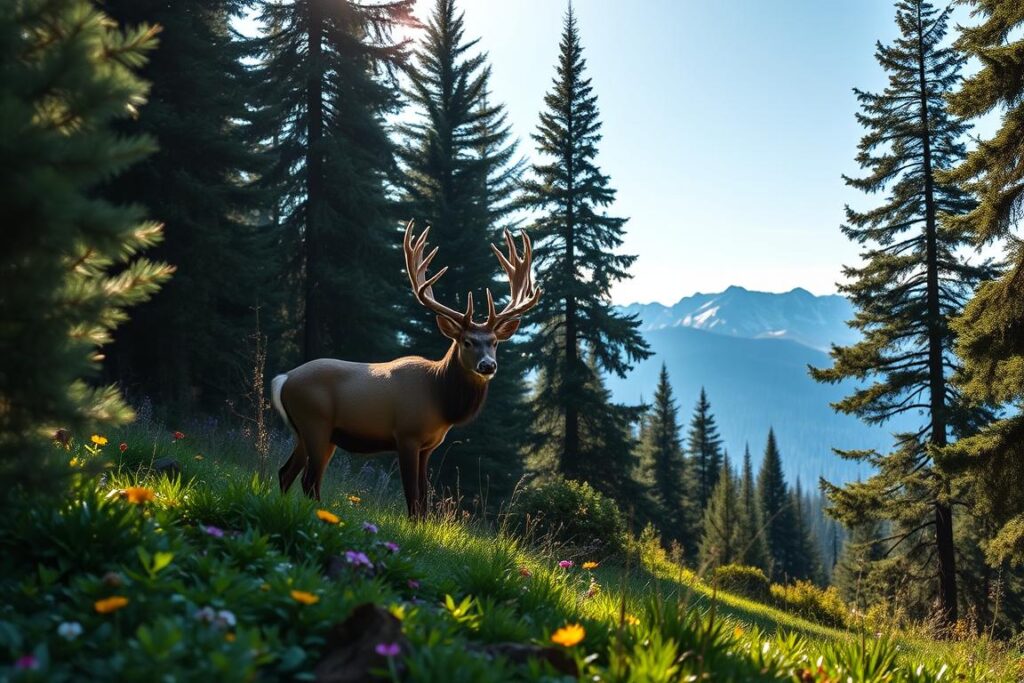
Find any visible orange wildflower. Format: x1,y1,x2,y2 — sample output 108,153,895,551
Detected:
94,596,129,614
550,623,585,647
582,561,599,570
347,494,361,505
124,486,155,504
290,590,319,605
316,509,341,525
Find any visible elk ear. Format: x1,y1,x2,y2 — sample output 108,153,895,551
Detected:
493,317,521,341
436,315,463,340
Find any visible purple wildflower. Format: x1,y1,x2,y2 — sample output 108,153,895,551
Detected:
15,655,38,671
407,579,420,590
362,521,378,534
383,541,400,554
375,642,401,657
345,550,374,570
558,560,574,569
203,525,225,538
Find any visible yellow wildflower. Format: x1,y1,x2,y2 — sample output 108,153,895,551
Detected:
94,596,129,614
124,486,155,504
91,434,108,446
582,561,599,570
624,614,640,626
290,590,319,605
347,494,362,505
316,509,341,525
733,625,745,639
550,623,585,647
194,454,205,461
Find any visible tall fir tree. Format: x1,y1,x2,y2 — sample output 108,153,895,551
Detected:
699,454,741,569
0,0,171,489
790,479,824,583
686,388,724,512
396,0,528,505
736,445,769,571
102,0,271,414
833,520,888,608
757,429,798,582
252,0,411,365
810,0,994,624
941,0,1024,571
519,6,650,488
637,364,699,553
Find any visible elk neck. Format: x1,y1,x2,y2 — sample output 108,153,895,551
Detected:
430,341,490,426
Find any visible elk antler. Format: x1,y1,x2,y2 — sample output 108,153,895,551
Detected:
403,220,472,325
485,229,542,329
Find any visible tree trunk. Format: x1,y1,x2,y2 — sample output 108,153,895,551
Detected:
304,0,324,361
917,5,957,627
561,42,580,479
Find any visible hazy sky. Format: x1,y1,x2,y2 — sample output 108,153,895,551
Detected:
402,0,984,305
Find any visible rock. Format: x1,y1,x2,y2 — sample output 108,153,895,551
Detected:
314,603,407,683
152,457,181,479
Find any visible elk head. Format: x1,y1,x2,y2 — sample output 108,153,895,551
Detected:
403,220,541,380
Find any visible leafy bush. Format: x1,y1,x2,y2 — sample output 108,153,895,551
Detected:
711,564,770,602
770,580,849,628
508,477,626,555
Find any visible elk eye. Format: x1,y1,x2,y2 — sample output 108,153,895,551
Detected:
462,339,471,348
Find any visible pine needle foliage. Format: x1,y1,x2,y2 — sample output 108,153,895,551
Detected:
0,0,171,491
810,0,996,624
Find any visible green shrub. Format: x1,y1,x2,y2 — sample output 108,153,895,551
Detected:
711,564,770,602
770,580,849,628
508,477,626,555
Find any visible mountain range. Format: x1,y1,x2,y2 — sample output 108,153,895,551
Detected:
610,286,916,486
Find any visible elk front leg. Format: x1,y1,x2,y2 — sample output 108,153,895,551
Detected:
417,447,435,518
396,438,421,520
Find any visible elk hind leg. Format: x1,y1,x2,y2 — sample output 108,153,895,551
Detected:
278,440,307,493
397,439,421,520
300,432,335,501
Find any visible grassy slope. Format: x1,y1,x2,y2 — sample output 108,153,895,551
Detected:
5,417,1018,681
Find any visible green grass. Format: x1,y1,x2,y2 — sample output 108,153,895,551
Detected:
1,416,1019,681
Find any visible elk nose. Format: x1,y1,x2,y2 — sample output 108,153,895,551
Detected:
477,359,496,376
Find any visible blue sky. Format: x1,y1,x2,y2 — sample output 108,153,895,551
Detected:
405,0,989,305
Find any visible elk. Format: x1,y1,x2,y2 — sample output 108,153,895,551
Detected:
270,221,541,518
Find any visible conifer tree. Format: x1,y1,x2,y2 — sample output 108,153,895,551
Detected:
397,0,527,505
736,445,769,570
102,0,271,413
833,521,887,608
810,0,994,624
520,6,650,484
0,0,171,489
637,364,699,552
790,479,824,582
252,0,411,364
757,429,798,582
941,0,1024,571
686,388,724,512
699,454,740,569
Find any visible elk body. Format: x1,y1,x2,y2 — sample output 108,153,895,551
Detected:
270,222,541,518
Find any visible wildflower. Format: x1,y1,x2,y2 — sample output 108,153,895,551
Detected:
275,561,293,572
383,541,400,554
94,596,129,614
215,610,236,629
91,434,108,446
194,454,204,461
14,654,38,671
584,579,600,599
582,561,599,570
316,509,341,525
194,606,216,623
57,621,83,640
345,550,374,570
203,524,225,538
519,566,532,578
347,494,362,505
124,486,155,504
173,431,185,440
624,614,640,626
362,521,378,534
550,623,585,647
733,625,744,639
69,456,82,467
407,579,420,590
225,632,236,643
558,560,574,569
119,442,128,453
290,590,319,605
375,642,401,657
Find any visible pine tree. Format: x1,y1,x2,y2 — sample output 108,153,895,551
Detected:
941,1,1024,571
0,0,171,489
252,0,411,364
736,445,769,570
757,429,798,582
686,388,724,512
809,0,994,624
637,364,699,553
102,0,271,414
699,454,740,569
833,520,887,608
520,6,650,486
396,0,528,506
790,479,823,582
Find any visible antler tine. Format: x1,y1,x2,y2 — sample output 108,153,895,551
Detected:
488,228,542,328
403,220,465,323
484,288,497,327
464,291,474,325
